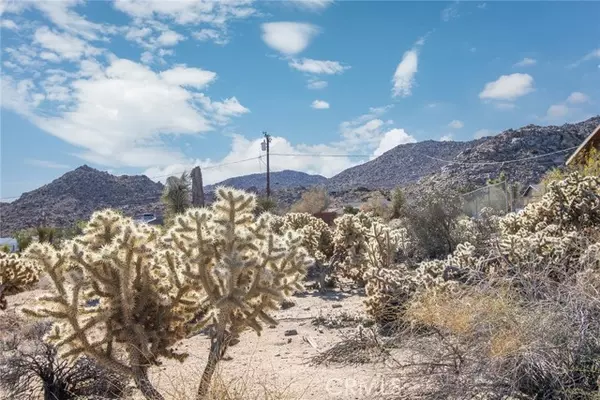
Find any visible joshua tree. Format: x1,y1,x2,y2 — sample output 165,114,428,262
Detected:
161,171,192,221
23,187,310,400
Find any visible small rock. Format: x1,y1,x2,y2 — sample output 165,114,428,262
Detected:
332,304,342,309
284,329,298,336
269,325,276,329
287,338,292,344
303,307,311,311
281,300,295,310
274,353,281,357
222,355,233,361
318,328,324,333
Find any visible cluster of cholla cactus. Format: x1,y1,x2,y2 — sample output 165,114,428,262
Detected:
0,252,39,310
363,171,600,329
21,187,311,400
270,212,333,265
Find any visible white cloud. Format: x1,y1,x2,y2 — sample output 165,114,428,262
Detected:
392,49,418,98
261,22,320,55
1,19,18,30
195,94,250,124
159,66,217,89
311,100,330,109
569,48,600,68
25,158,70,169
566,91,589,104
2,57,250,168
39,51,61,62
113,0,257,26
479,73,534,101
448,120,464,129
289,58,349,74
144,134,357,186
474,129,493,139
34,26,100,60
514,57,537,67
441,1,460,21
372,128,416,157
193,28,228,45
156,30,185,46
440,134,453,142
307,79,327,89
286,0,334,11
546,104,569,119
143,106,410,185
125,27,152,42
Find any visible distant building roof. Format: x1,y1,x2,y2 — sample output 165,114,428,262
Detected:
522,184,544,197
566,124,600,166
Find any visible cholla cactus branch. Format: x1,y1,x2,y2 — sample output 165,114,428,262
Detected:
0,252,39,310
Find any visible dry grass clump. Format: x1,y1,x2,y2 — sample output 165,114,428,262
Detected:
398,283,600,399
311,326,390,366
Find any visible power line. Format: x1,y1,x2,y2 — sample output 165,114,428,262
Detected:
422,146,578,166
271,152,370,158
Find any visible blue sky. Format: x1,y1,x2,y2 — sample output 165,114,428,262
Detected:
1,0,599,201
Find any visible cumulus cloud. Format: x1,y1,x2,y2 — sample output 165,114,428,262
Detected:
440,134,453,142
566,91,589,104
0,19,18,30
307,79,327,89
474,129,493,139
479,73,534,101
159,66,217,89
261,22,320,55
392,49,418,98
568,48,600,68
155,30,185,46
289,58,349,74
311,100,330,109
143,105,415,186
286,0,335,11
34,26,100,60
2,58,249,168
514,57,537,67
193,28,228,45
372,128,416,157
448,120,464,129
546,104,569,119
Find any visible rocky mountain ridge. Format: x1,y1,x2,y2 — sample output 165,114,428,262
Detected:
1,116,598,235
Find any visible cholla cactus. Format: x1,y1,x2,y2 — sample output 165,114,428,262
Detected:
272,213,333,264
500,173,600,235
22,211,192,400
22,188,311,400
0,252,39,310
164,187,310,398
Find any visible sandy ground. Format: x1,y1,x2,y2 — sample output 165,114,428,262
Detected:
2,287,409,400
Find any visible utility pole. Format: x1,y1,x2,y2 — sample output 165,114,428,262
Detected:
261,131,272,198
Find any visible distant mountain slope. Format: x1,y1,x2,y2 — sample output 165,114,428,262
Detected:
0,165,164,236
327,116,600,192
204,170,327,192
327,140,477,191
426,116,600,192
